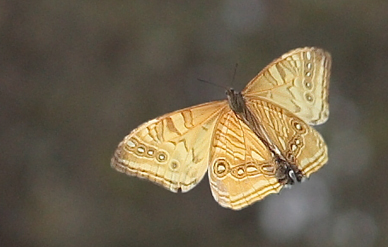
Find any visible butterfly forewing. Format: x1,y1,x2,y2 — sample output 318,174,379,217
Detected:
111,100,227,192
243,47,331,125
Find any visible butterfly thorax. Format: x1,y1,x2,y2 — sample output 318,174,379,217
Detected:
226,88,245,113
226,88,303,186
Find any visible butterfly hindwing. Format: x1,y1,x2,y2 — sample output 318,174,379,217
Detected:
208,110,282,210
246,99,328,178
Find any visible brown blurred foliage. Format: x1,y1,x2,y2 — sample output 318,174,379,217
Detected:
1,1,387,246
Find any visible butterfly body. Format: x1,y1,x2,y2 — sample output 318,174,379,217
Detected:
112,47,331,210
226,88,302,186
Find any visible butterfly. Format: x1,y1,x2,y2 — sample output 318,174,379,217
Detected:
111,47,331,210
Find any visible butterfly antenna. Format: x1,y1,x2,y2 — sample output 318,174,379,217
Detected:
198,63,238,91
197,78,227,90
232,63,238,87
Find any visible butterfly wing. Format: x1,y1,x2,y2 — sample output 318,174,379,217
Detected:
243,47,331,125
208,99,328,210
208,110,282,210
111,47,331,210
111,100,228,192
246,98,328,178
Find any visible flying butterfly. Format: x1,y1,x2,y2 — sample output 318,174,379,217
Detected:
111,47,331,210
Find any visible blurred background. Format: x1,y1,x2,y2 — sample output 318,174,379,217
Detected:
1,0,387,246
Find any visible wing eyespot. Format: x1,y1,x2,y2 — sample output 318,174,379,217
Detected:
135,145,146,155
170,160,179,170
291,119,306,134
304,80,313,90
260,163,276,175
305,92,314,103
156,151,168,163
146,147,156,157
213,158,229,178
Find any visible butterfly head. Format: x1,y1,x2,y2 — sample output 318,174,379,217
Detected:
275,158,304,186
226,88,245,113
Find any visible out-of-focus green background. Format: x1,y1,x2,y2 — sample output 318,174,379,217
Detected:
1,1,387,246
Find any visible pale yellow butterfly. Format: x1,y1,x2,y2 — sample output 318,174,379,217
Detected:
111,47,331,210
